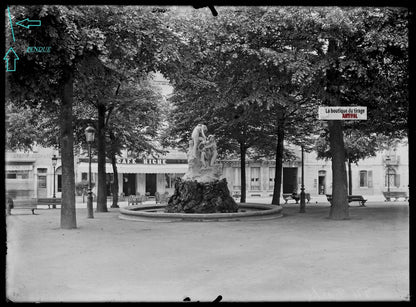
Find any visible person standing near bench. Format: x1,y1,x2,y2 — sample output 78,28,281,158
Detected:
6,197,13,215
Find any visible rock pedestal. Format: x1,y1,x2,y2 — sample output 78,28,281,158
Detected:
165,178,239,214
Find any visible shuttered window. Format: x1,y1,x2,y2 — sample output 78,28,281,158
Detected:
251,167,260,190
233,167,241,190
359,170,368,187
269,167,275,189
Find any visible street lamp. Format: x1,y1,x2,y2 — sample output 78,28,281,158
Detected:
52,154,58,209
385,156,391,200
85,125,96,219
299,145,306,213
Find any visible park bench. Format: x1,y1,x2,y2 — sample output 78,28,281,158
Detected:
382,191,408,201
6,198,37,215
37,198,62,209
155,192,170,204
326,194,367,207
127,195,147,205
6,197,62,215
282,193,311,204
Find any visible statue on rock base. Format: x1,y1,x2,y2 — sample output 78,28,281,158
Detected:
182,127,221,182
165,124,238,214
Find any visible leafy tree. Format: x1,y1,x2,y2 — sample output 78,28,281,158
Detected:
206,7,321,205
104,83,162,208
71,74,164,209
71,5,182,212
307,7,408,219
6,5,98,229
5,101,43,151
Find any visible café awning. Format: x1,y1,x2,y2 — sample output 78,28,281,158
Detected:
77,162,188,174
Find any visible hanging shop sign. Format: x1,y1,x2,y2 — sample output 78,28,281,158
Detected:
318,106,367,120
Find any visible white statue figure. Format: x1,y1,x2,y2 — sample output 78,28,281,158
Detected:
183,124,220,182
187,139,195,161
200,135,218,168
191,124,208,158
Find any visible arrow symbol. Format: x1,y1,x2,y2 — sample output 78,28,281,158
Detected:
16,18,41,29
3,47,19,72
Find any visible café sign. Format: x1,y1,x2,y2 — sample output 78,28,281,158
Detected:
116,158,166,165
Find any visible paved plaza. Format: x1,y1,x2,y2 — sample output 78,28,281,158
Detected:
6,198,409,302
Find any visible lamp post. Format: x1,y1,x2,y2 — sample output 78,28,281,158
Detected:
85,125,96,218
299,145,306,213
52,154,58,209
385,156,391,200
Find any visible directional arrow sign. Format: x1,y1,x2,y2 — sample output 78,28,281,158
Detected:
16,18,41,29
3,47,19,72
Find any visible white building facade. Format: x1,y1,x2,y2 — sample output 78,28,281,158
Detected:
5,142,408,200
221,141,409,198
5,146,63,199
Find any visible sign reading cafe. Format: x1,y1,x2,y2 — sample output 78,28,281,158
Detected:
117,158,167,165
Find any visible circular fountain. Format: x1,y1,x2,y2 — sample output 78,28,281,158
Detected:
119,124,283,222
119,202,283,222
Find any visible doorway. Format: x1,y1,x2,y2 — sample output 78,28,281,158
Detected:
123,174,136,196
318,170,326,194
283,167,298,194
146,174,157,196
37,168,47,198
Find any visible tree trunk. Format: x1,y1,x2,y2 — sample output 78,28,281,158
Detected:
96,103,108,212
110,153,119,208
348,159,352,195
60,72,77,229
328,120,349,219
272,121,284,205
239,142,247,203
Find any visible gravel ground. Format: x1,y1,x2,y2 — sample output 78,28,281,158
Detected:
5,200,409,302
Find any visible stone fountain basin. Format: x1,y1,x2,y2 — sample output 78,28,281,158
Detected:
119,203,283,222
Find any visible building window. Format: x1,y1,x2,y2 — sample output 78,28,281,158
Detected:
6,173,17,179
38,176,47,188
19,172,29,179
269,167,275,189
7,171,30,179
250,167,260,190
359,170,373,188
385,169,399,188
318,170,327,194
81,172,88,181
233,167,241,190
359,171,367,187
38,168,47,173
